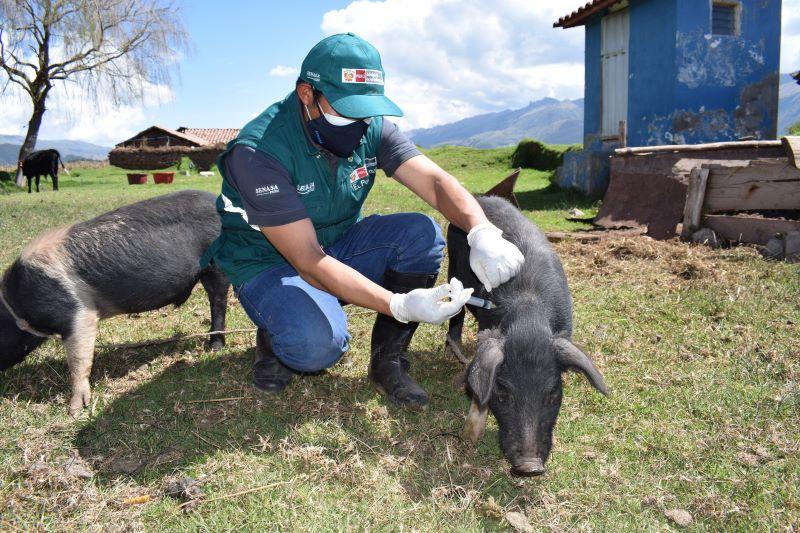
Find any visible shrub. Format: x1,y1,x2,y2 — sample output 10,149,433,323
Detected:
511,139,580,171
789,122,800,136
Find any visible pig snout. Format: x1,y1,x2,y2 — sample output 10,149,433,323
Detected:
511,457,546,477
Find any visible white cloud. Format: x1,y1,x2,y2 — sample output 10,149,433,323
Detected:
321,0,585,130
323,0,800,130
270,65,300,77
57,82,173,145
782,0,800,73
0,39,175,146
0,79,173,146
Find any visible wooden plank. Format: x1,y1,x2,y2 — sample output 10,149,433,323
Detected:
614,140,782,156
681,168,710,240
618,120,627,149
673,158,749,184
782,136,800,168
703,159,800,212
704,215,800,245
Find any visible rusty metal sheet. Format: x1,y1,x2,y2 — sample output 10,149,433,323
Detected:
594,171,688,239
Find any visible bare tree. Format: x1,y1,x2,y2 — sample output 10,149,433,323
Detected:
0,0,188,165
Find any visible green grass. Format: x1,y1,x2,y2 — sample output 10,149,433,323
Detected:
0,147,798,531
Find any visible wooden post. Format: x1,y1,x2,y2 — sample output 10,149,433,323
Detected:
680,167,710,240
618,120,627,149
782,136,800,169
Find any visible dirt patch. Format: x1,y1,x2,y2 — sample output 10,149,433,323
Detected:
554,235,735,286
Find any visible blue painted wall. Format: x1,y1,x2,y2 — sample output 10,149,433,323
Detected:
627,0,678,145
560,0,782,195
667,0,782,144
583,21,603,143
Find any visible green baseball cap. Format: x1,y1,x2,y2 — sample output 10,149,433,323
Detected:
299,33,403,119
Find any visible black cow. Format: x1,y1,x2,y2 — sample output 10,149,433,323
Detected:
0,190,230,415
16,149,69,193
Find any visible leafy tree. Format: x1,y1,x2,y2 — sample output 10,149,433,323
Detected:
0,0,188,164
789,123,800,136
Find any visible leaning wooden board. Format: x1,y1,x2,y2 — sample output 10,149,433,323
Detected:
703,159,800,212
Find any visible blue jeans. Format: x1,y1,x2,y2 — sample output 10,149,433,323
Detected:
236,213,445,372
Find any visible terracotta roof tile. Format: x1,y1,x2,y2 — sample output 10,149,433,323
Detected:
177,128,240,145
554,0,622,29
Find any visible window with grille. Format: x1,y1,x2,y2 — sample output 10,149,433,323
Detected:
712,2,739,36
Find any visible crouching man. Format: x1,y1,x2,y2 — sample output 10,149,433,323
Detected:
201,33,524,408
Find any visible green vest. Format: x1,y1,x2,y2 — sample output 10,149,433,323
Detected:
201,93,383,286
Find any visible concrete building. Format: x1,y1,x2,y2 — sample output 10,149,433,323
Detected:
555,0,783,196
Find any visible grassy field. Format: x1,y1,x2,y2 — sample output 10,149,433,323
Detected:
0,148,798,531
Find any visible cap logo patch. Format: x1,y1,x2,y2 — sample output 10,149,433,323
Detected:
342,68,384,85
306,71,321,82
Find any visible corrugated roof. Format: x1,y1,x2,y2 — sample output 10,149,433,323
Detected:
554,0,623,29
178,128,240,145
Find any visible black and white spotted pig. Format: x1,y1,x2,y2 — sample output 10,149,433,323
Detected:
0,190,229,415
446,196,609,477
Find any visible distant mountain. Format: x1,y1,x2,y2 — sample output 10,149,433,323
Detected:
408,75,800,149
0,135,110,165
778,73,800,135
407,98,584,149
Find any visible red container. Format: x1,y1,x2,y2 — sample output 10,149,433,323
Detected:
127,173,147,185
153,172,175,184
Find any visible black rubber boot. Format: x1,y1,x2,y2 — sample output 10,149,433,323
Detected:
369,270,438,408
252,328,294,393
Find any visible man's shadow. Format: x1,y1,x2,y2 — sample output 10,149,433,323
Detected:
72,343,511,503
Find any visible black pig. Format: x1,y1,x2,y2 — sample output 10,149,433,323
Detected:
0,190,229,415
446,196,608,476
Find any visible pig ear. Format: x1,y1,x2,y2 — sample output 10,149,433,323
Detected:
466,328,505,406
553,338,609,396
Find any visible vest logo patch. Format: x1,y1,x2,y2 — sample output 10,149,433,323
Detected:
296,182,315,195
342,68,384,85
255,184,279,196
365,157,377,172
349,165,370,191
306,70,321,82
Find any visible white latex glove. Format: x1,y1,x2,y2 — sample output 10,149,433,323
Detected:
390,277,474,325
467,222,525,291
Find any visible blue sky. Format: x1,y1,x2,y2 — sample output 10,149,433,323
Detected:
1,0,799,146
160,0,355,130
